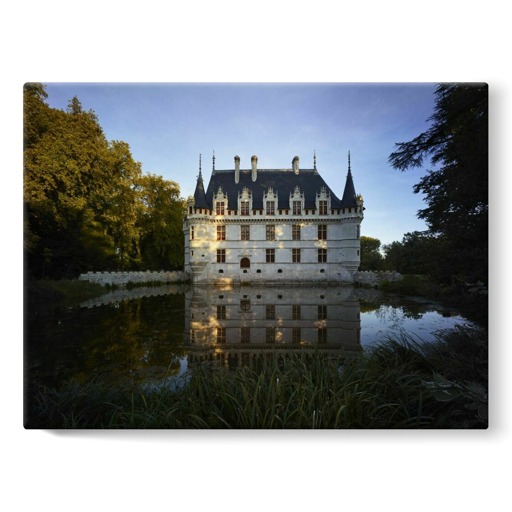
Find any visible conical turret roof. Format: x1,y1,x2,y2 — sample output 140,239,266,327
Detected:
340,153,358,208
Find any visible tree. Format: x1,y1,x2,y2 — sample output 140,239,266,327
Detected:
383,231,438,275
359,236,384,271
388,83,488,283
137,174,185,270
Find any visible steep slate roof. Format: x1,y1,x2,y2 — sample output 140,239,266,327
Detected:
196,168,357,210
192,171,209,209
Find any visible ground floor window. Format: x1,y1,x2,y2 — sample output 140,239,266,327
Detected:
292,248,301,263
217,249,226,263
266,248,275,263
318,248,327,263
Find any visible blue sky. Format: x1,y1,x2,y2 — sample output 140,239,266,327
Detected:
44,82,438,247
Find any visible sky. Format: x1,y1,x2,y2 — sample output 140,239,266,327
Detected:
43,82,438,247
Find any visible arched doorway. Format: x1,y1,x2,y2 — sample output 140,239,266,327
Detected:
240,257,250,269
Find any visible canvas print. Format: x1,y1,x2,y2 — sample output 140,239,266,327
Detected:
24,82,488,429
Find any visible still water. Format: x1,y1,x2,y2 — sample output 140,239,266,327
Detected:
25,284,476,393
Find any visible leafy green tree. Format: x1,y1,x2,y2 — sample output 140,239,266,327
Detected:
24,83,188,278
137,174,185,270
383,231,438,275
359,236,385,271
388,83,488,284
24,88,113,276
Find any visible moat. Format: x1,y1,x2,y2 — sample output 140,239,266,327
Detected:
25,284,477,393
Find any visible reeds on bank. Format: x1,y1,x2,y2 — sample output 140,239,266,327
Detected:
26,325,488,429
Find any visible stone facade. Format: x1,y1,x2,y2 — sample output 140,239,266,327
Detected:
183,154,364,285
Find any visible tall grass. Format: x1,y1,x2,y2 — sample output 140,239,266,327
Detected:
26,325,487,429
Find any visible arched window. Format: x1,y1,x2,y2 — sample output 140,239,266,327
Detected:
240,257,250,269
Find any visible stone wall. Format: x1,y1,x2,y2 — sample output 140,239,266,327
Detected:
78,270,190,287
353,270,402,287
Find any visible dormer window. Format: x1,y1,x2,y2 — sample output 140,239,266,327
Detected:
238,187,252,216
214,186,227,216
216,202,225,215
316,186,331,215
290,186,304,216
263,186,278,216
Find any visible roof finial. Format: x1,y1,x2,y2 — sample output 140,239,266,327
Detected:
212,150,216,172
198,153,202,180
314,150,317,171
348,150,351,173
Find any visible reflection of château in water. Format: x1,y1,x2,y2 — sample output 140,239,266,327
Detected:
185,286,362,368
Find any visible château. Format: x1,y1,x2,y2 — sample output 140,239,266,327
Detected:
183,153,364,284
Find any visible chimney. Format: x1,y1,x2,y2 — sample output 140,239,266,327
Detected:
251,155,258,182
234,155,240,183
292,156,299,174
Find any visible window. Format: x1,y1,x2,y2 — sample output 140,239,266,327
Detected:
318,328,328,344
266,248,275,263
216,201,225,215
240,299,250,311
217,327,226,344
292,224,301,240
266,225,275,241
241,225,250,241
318,305,327,320
292,304,301,320
217,249,226,263
318,224,327,240
292,200,301,215
292,248,301,263
241,201,250,215
241,327,251,344
266,327,276,343
266,304,275,319
266,201,275,216
190,226,195,240
217,305,226,319
319,200,328,215
318,248,327,263
356,224,360,238
217,225,226,241
292,327,301,343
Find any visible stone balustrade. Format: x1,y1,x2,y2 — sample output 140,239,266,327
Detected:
78,270,190,287
353,270,402,286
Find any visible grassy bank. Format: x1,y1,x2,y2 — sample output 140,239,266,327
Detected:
26,324,487,429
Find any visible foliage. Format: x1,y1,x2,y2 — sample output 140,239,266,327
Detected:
23,83,186,278
382,231,438,275
26,326,487,429
388,83,488,284
138,174,186,270
359,235,385,271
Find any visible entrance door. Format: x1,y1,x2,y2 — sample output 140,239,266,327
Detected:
240,257,250,269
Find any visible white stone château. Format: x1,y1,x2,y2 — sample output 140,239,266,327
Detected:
183,153,364,284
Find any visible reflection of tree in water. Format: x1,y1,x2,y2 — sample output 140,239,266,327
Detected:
361,299,427,321
27,293,187,390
